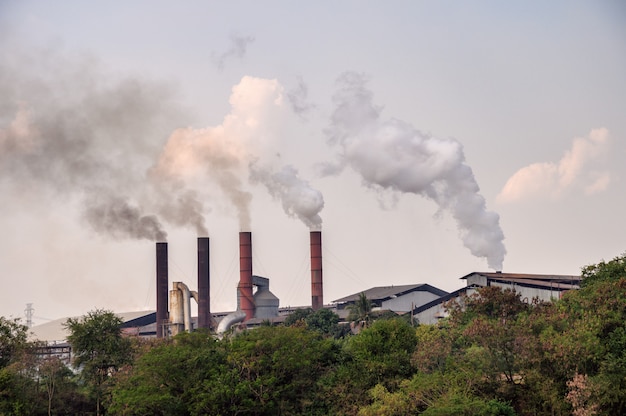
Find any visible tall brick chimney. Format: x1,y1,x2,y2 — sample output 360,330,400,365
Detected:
238,232,255,320
310,231,323,310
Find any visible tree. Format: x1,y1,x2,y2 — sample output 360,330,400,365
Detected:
283,307,313,327
0,316,28,369
347,318,417,387
65,309,133,416
110,332,229,415
224,325,340,415
348,292,373,330
0,316,38,415
580,252,626,288
551,254,626,415
38,356,83,416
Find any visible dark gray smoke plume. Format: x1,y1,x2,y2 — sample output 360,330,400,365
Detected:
0,46,207,241
84,192,167,241
287,76,315,118
211,34,255,70
324,72,506,270
250,162,324,230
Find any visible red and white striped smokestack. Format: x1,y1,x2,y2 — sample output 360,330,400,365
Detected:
238,232,255,321
310,231,323,310
197,237,211,330
156,242,168,338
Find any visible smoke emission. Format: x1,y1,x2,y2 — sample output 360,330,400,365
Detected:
0,47,203,241
287,76,315,118
83,192,168,241
151,76,301,231
324,72,506,270
211,34,255,70
250,162,324,230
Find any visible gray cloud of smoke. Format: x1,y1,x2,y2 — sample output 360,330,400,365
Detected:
0,46,207,241
323,72,506,270
211,34,255,70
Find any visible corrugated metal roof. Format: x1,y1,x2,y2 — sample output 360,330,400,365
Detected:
332,284,449,304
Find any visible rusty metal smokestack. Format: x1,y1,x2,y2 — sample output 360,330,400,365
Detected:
238,232,255,321
197,237,211,330
156,242,168,338
310,231,323,310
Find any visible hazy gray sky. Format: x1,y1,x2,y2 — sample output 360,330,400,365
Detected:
1,1,624,323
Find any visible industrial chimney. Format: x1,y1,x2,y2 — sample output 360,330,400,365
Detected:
197,237,211,329
238,232,255,321
156,242,168,338
310,231,323,310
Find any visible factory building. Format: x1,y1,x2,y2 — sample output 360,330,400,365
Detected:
412,271,582,325
28,232,582,359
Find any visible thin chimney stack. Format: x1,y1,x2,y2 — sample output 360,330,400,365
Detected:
197,237,211,330
310,231,323,310
155,242,168,338
238,232,255,321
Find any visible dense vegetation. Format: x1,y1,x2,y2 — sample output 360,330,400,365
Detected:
1,253,624,415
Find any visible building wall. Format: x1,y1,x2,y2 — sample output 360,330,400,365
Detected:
382,291,442,313
414,303,447,325
414,287,478,325
490,281,563,303
466,274,488,287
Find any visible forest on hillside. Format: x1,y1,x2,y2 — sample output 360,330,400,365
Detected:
1,253,625,416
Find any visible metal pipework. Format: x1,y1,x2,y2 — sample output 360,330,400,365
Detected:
310,231,323,311
217,310,246,336
238,232,255,321
156,242,168,338
169,287,184,336
169,282,196,335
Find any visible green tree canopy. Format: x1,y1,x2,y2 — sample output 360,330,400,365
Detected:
347,292,373,328
0,316,28,369
65,309,133,416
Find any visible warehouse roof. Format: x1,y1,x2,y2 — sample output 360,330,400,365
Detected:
332,283,449,304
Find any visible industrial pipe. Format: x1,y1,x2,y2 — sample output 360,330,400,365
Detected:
174,282,192,332
217,310,246,335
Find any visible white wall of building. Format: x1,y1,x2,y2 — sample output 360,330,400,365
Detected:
382,290,442,313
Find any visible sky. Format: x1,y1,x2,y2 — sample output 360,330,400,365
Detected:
1,1,625,324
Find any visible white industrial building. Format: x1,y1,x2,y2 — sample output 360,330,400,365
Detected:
412,271,581,325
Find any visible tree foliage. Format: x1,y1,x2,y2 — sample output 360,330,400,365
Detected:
347,292,373,328
0,316,28,369
65,309,133,415
8,253,625,415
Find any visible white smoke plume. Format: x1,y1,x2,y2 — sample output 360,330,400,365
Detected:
497,128,610,203
324,72,506,270
250,162,324,230
151,76,289,231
